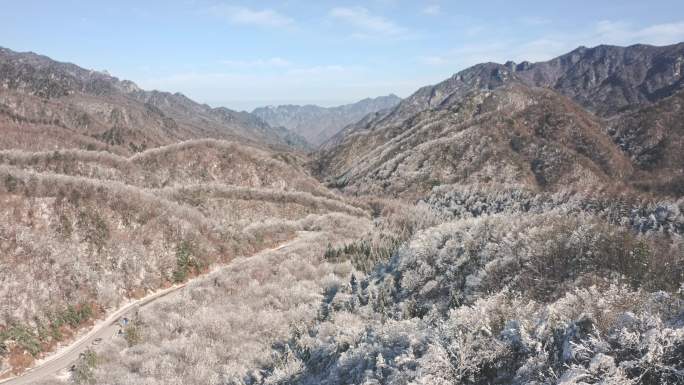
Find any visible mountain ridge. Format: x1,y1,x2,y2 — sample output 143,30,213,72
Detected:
316,42,684,198
0,46,308,154
374,42,684,131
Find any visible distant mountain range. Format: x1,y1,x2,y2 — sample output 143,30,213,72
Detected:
253,94,401,147
317,43,684,197
0,47,308,154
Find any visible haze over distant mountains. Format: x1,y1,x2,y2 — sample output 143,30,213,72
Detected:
252,94,401,146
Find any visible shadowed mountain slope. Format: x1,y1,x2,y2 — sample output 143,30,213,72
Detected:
608,88,684,195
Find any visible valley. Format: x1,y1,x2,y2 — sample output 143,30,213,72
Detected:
0,39,682,385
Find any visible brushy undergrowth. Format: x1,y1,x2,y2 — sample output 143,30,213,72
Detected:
0,140,365,374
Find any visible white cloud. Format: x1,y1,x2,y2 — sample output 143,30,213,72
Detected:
510,38,574,62
425,20,684,71
519,16,551,26
287,65,358,76
329,6,405,36
465,25,486,37
422,5,441,16
418,55,448,66
509,20,684,61
221,57,291,68
591,20,684,46
206,5,293,28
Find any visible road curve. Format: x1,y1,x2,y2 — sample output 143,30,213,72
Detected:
0,237,298,385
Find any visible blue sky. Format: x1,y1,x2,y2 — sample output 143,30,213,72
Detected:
3,1,684,111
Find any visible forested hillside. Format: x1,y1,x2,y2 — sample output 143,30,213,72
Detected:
1,43,682,385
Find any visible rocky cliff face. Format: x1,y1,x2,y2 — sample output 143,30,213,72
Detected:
608,88,684,195
253,94,401,147
0,47,301,154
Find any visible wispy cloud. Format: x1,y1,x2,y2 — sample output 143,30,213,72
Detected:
287,65,361,76
518,16,552,26
418,20,684,71
512,20,684,60
592,20,684,46
465,25,486,37
422,5,441,16
206,5,293,28
418,55,448,66
329,6,406,37
221,57,291,68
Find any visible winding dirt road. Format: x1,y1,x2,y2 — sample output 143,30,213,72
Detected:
1,238,297,385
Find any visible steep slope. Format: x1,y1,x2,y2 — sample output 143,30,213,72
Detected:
0,47,369,377
375,42,684,128
317,43,684,197
253,95,401,146
0,139,367,376
608,88,684,195
317,83,632,197
517,43,684,116
0,47,297,154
